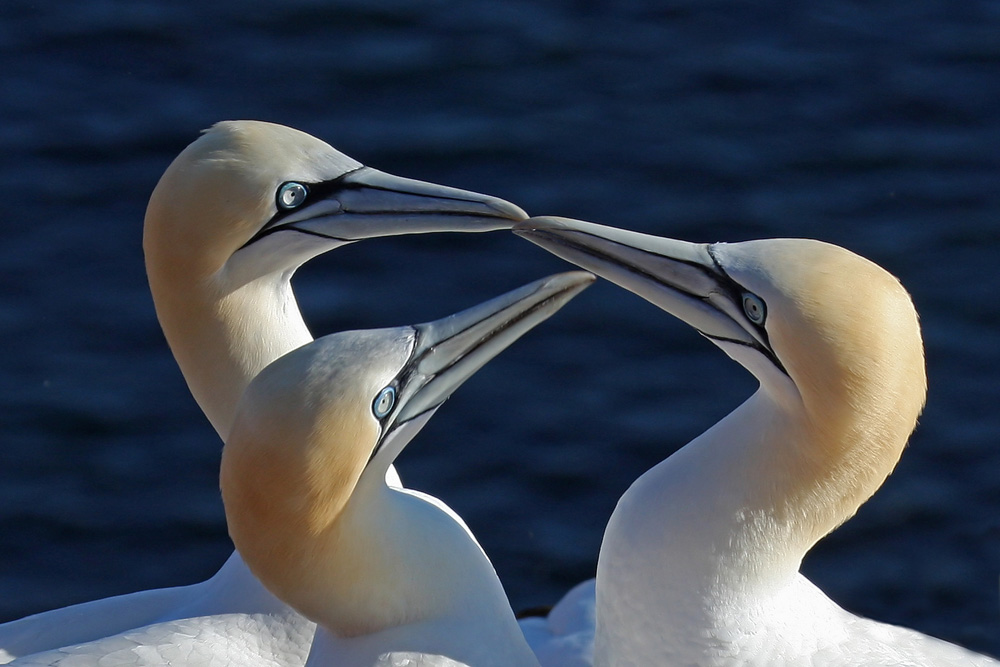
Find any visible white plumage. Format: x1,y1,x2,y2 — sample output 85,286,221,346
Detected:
516,216,998,666
0,121,525,665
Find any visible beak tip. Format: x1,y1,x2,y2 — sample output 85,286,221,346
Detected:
492,199,529,221
568,270,597,288
538,270,597,306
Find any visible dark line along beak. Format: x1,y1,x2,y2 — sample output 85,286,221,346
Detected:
371,271,594,461
248,166,527,247
513,216,778,362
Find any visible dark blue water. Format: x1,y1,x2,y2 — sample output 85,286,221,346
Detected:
1,0,998,657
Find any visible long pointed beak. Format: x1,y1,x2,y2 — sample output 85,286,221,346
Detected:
392,271,594,426
256,166,526,245
513,216,764,350
368,270,593,467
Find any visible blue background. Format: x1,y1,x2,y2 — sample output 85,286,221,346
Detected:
0,0,997,657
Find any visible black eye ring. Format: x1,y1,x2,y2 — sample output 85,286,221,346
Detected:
277,182,308,210
742,292,766,325
372,386,396,419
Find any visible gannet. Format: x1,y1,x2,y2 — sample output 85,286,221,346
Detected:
0,121,527,663
226,271,592,666
514,217,999,666
12,271,594,666
147,121,524,439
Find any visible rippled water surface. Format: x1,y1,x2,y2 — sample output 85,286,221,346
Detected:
1,0,998,657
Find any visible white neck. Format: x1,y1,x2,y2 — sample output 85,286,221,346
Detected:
149,269,311,440
594,385,909,665
236,463,539,665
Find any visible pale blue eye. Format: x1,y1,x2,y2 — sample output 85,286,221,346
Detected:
372,386,396,419
277,182,308,210
742,293,766,325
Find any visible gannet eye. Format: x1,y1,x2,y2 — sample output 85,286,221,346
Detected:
372,386,396,419
743,293,766,325
277,182,308,210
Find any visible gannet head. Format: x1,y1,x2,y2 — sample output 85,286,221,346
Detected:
220,271,593,635
516,217,926,535
516,217,925,424
706,238,926,425
144,121,530,437
144,120,527,289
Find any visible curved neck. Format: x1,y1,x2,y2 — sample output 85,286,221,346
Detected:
149,270,312,440
595,386,911,663
228,464,537,663
307,473,513,635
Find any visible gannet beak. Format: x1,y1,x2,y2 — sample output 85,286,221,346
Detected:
249,167,527,247
514,216,768,352
371,270,595,464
